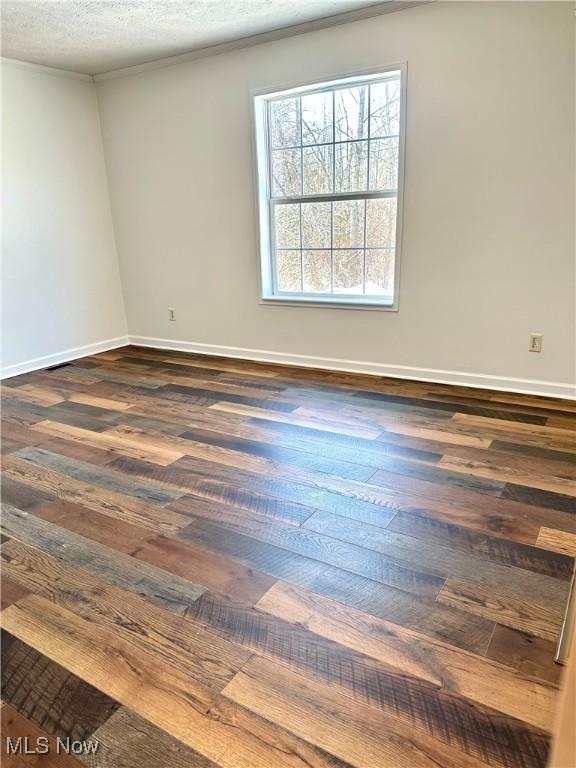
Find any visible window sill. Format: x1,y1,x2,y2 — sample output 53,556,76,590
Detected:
260,295,398,311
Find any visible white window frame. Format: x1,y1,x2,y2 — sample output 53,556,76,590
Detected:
252,63,407,311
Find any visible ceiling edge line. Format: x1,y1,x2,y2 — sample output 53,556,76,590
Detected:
92,0,432,83
1,56,93,82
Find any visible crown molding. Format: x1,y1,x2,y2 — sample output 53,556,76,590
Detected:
93,1,431,82
1,56,93,82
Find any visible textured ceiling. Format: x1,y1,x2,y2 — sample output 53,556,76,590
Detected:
1,0,398,76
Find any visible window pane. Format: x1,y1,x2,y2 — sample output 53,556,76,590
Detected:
365,249,395,296
333,200,365,248
270,97,300,148
303,145,333,195
259,73,402,304
369,137,399,191
366,198,396,248
272,148,301,197
335,141,367,193
277,250,301,292
302,91,333,145
302,202,331,248
370,79,401,138
333,250,363,294
335,86,368,141
274,204,301,249
303,250,331,293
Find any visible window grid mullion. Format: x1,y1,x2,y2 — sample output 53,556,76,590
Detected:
363,199,367,295
298,203,303,292
331,89,336,292
271,190,397,205
367,84,372,196
330,202,334,293
267,246,395,251
298,96,303,291
270,133,399,152
266,100,279,295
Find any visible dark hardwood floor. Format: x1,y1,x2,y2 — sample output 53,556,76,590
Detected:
1,345,575,768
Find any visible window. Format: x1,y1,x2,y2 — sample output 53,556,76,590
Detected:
253,66,405,309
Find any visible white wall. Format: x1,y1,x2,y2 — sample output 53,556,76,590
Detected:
1,62,127,376
95,1,575,397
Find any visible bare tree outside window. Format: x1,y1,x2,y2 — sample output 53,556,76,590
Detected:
255,68,404,305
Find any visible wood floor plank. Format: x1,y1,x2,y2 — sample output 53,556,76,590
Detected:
223,661,487,768
0,437,27,455
179,505,444,599
13,446,183,505
112,454,400,528
387,510,573,579
30,435,122,467
218,417,441,469
485,626,563,685
34,499,153,554
370,460,507,496
384,427,493,448
83,707,221,768
437,577,564,641
178,517,495,654
109,423,374,485
490,440,576,466
0,476,55,511
31,421,186,465
303,510,570,609
1,505,206,614
438,441,576,481
171,488,314,525
65,392,133,411
186,588,557,757
2,400,108,432
501,483,576,514
30,499,275,605
1,456,189,533
0,596,351,768
418,391,573,422
1,632,120,741
1,578,31,611
1,420,51,446
179,428,375,481
350,389,550,425
1,539,250,690
438,454,576,496
450,414,576,452
0,384,65,407
365,462,576,537
223,655,549,768
161,382,298,412
255,581,558,730
1,703,89,767
209,401,383,439
536,526,576,556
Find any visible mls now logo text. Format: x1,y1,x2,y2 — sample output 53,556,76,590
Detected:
6,736,100,755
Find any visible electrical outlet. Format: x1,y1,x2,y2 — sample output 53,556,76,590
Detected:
168,308,176,321
529,333,543,352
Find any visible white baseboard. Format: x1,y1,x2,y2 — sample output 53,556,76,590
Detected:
129,335,576,400
2,333,573,399
0,336,130,380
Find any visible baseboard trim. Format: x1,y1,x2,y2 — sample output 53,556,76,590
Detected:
129,335,576,400
3,334,572,399
0,336,130,380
